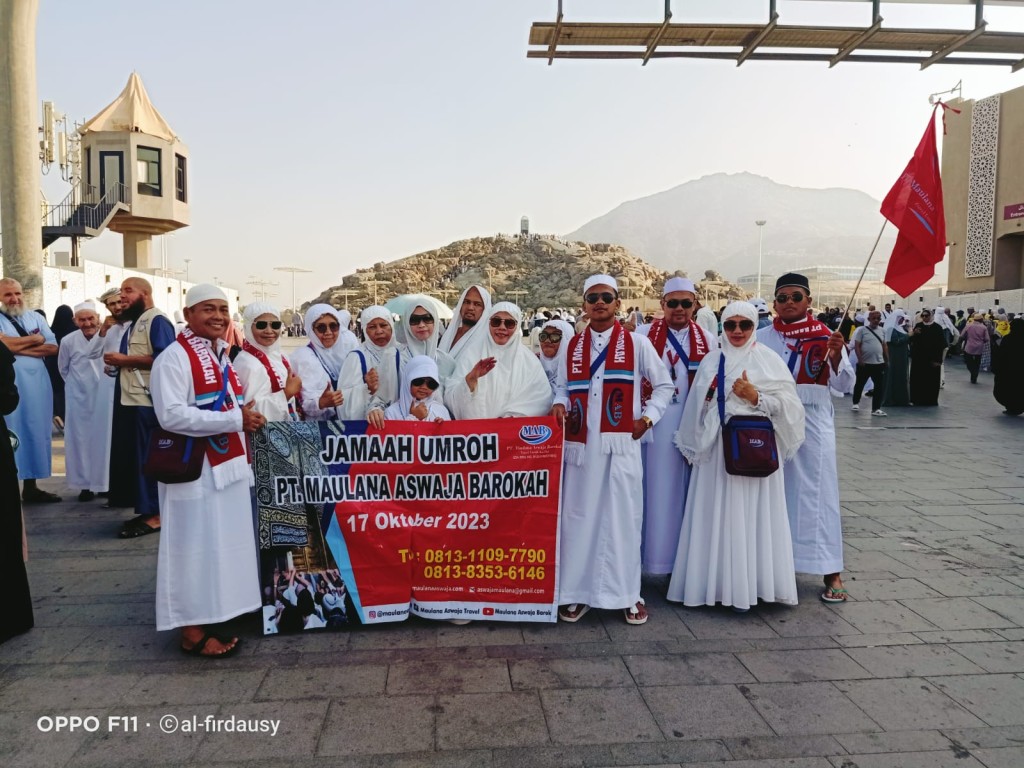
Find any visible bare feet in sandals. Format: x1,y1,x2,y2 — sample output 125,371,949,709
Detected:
821,574,848,604
180,625,239,658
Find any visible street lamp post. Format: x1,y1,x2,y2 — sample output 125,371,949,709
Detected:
274,266,313,313
755,220,767,298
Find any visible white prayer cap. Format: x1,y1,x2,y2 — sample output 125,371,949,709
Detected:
242,302,280,323
98,287,120,304
583,274,618,295
360,305,393,328
73,300,98,315
184,283,228,308
663,277,696,296
750,297,770,315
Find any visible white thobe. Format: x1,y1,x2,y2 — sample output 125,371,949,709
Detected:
636,323,718,575
85,324,127,492
0,311,56,480
233,349,293,422
57,331,105,490
554,329,673,609
150,340,261,630
756,325,854,574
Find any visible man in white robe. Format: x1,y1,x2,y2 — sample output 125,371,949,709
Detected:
553,275,673,625
756,273,854,603
0,278,62,503
636,277,717,575
85,288,128,497
438,285,491,360
150,284,264,657
57,302,106,501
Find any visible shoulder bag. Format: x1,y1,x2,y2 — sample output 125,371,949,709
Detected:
717,355,779,477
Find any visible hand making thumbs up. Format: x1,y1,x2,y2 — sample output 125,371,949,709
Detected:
318,382,344,410
732,370,760,406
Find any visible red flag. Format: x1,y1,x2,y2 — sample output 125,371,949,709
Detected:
881,106,946,298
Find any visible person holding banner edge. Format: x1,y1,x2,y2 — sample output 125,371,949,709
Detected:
150,284,266,658
552,275,673,625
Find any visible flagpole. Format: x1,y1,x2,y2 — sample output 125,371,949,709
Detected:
840,220,888,322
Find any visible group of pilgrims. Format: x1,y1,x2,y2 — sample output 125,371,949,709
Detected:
2,268,853,656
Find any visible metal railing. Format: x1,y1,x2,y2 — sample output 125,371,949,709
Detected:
42,182,131,231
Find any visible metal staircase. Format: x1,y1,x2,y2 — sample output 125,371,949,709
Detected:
41,183,130,249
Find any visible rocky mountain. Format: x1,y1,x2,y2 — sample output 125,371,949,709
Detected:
307,236,747,312
564,172,895,280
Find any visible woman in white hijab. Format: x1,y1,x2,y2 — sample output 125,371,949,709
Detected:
667,301,805,612
537,319,575,397
369,296,454,414
290,304,347,420
446,302,553,419
234,303,302,422
882,309,911,407
336,306,401,420
335,309,360,356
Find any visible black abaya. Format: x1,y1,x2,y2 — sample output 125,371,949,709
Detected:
0,343,33,643
993,319,1024,415
909,322,946,407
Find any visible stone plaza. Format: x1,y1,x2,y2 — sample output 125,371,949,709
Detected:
2,356,1023,768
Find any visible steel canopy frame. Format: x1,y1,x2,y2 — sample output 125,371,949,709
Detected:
527,0,1024,70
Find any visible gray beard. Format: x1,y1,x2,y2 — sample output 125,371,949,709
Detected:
1,304,24,318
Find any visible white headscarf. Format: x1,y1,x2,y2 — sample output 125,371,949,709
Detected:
304,303,348,379
439,284,491,358
450,302,552,418
357,305,398,366
538,319,575,386
883,309,909,341
394,355,440,419
695,305,718,337
675,301,804,466
243,302,285,361
934,306,958,336
401,296,442,358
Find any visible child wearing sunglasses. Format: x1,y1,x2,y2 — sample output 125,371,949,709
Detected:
368,355,450,427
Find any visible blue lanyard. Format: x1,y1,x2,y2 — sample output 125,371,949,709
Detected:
665,329,689,369
307,343,338,389
589,343,610,378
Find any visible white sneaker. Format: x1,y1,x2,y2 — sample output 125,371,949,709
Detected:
850,404,860,411
871,409,887,417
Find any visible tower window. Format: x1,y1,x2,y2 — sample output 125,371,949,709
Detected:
137,146,161,196
175,154,187,203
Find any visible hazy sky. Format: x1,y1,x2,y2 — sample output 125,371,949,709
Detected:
34,0,1024,304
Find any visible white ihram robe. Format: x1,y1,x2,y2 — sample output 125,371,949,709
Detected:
554,328,672,610
756,324,854,575
151,339,261,630
636,322,718,575
87,324,127,492
57,330,105,491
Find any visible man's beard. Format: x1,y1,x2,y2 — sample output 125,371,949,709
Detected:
121,297,146,322
1,304,24,318
462,317,477,327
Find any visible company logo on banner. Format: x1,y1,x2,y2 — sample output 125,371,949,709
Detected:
251,418,564,633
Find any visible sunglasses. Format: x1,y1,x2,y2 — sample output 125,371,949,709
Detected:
490,317,518,329
408,313,435,326
585,292,616,305
313,322,340,333
411,377,439,390
723,320,755,332
775,292,806,304
665,298,694,309
539,331,563,343
254,320,283,330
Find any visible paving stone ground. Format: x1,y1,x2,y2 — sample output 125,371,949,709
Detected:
3,357,1023,767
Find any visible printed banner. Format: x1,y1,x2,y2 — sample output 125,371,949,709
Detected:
252,417,563,633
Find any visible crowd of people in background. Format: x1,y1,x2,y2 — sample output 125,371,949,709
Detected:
1,270,1021,653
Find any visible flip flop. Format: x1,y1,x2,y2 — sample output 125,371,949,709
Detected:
820,587,849,604
558,604,590,623
118,518,161,539
180,632,240,659
625,600,648,625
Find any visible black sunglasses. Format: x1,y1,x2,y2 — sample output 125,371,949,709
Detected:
490,317,518,329
665,298,694,309
775,292,806,304
539,331,563,342
411,377,439,390
254,320,283,330
723,320,755,332
585,292,617,305
313,322,339,333
408,313,435,326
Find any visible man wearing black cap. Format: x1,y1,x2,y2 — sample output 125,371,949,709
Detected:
757,273,854,604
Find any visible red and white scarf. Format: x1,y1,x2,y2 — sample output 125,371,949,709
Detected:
641,319,710,406
178,329,249,486
565,322,635,465
241,339,292,393
771,312,835,386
